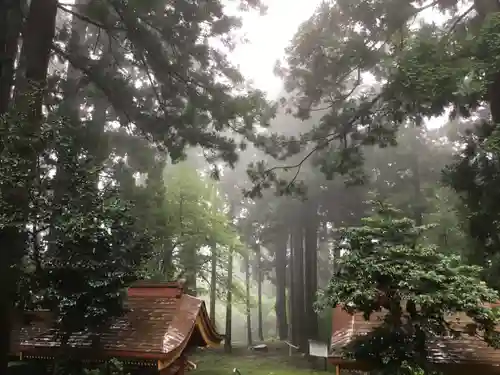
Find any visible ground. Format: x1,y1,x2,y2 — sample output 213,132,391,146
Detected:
191,342,329,375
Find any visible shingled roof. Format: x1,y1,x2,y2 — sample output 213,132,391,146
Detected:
10,282,223,365
330,306,500,367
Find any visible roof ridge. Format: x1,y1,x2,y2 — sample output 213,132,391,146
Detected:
129,281,184,289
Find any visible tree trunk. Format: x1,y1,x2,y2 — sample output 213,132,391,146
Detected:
304,208,319,346
289,231,298,346
210,245,217,324
275,231,288,340
0,0,23,113
474,0,500,125
15,0,58,117
291,225,305,350
0,0,58,372
184,246,197,296
256,245,264,342
409,135,424,227
331,223,342,274
287,233,297,344
224,250,233,353
244,250,253,346
317,221,332,288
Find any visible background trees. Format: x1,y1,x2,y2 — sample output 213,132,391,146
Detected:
4,0,500,374
0,0,271,371
238,0,500,372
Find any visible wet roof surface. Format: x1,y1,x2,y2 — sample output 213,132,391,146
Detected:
331,307,500,365
10,282,222,359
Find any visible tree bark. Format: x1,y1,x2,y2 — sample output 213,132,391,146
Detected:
409,136,424,226
224,250,233,353
184,246,197,296
15,0,58,118
210,245,217,324
304,208,319,346
0,0,23,113
274,231,288,340
177,194,197,296
289,231,297,345
317,221,332,288
288,230,296,345
255,244,264,342
291,224,305,350
244,249,253,346
0,0,58,372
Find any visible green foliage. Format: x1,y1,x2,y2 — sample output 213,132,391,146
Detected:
14,113,154,336
0,0,279,341
422,186,468,256
163,164,237,252
144,162,243,294
0,0,284,370
57,0,274,168
246,0,500,199
318,200,500,374
444,120,500,290
364,125,452,221
83,359,129,375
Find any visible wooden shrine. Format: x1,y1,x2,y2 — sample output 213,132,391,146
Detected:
329,305,500,375
9,282,223,374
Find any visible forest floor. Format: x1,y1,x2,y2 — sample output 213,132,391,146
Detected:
192,342,330,375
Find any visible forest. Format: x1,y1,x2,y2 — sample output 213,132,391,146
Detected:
2,0,500,374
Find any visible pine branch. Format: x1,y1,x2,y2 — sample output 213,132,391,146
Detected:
57,3,123,31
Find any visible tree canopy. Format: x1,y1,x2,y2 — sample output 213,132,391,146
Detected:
4,0,500,373
318,199,500,374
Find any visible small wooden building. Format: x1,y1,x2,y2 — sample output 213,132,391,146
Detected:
9,282,223,374
329,306,500,375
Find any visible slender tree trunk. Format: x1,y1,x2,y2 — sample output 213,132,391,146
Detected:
177,195,197,295
331,223,342,274
409,138,424,227
244,250,253,346
275,231,288,340
304,208,319,346
257,279,263,341
317,221,332,288
224,250,233,353
291,225,305,350
210,245,217,324
289,231,298,346
256,245,264,342
185,246,197,296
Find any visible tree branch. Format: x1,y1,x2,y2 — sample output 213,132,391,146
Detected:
57,3,121,31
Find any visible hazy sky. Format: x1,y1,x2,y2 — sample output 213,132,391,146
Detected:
230,0,323,100
230,1,449,128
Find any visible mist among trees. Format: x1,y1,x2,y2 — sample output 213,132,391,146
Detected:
2,0,500,374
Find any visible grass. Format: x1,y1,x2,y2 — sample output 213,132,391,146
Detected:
191,345,330,375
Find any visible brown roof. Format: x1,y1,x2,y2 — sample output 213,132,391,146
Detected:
330,306,500,366
10,282,223,361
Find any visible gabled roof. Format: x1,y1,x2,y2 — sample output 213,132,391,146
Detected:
330,305,500,366
10,282,223,363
